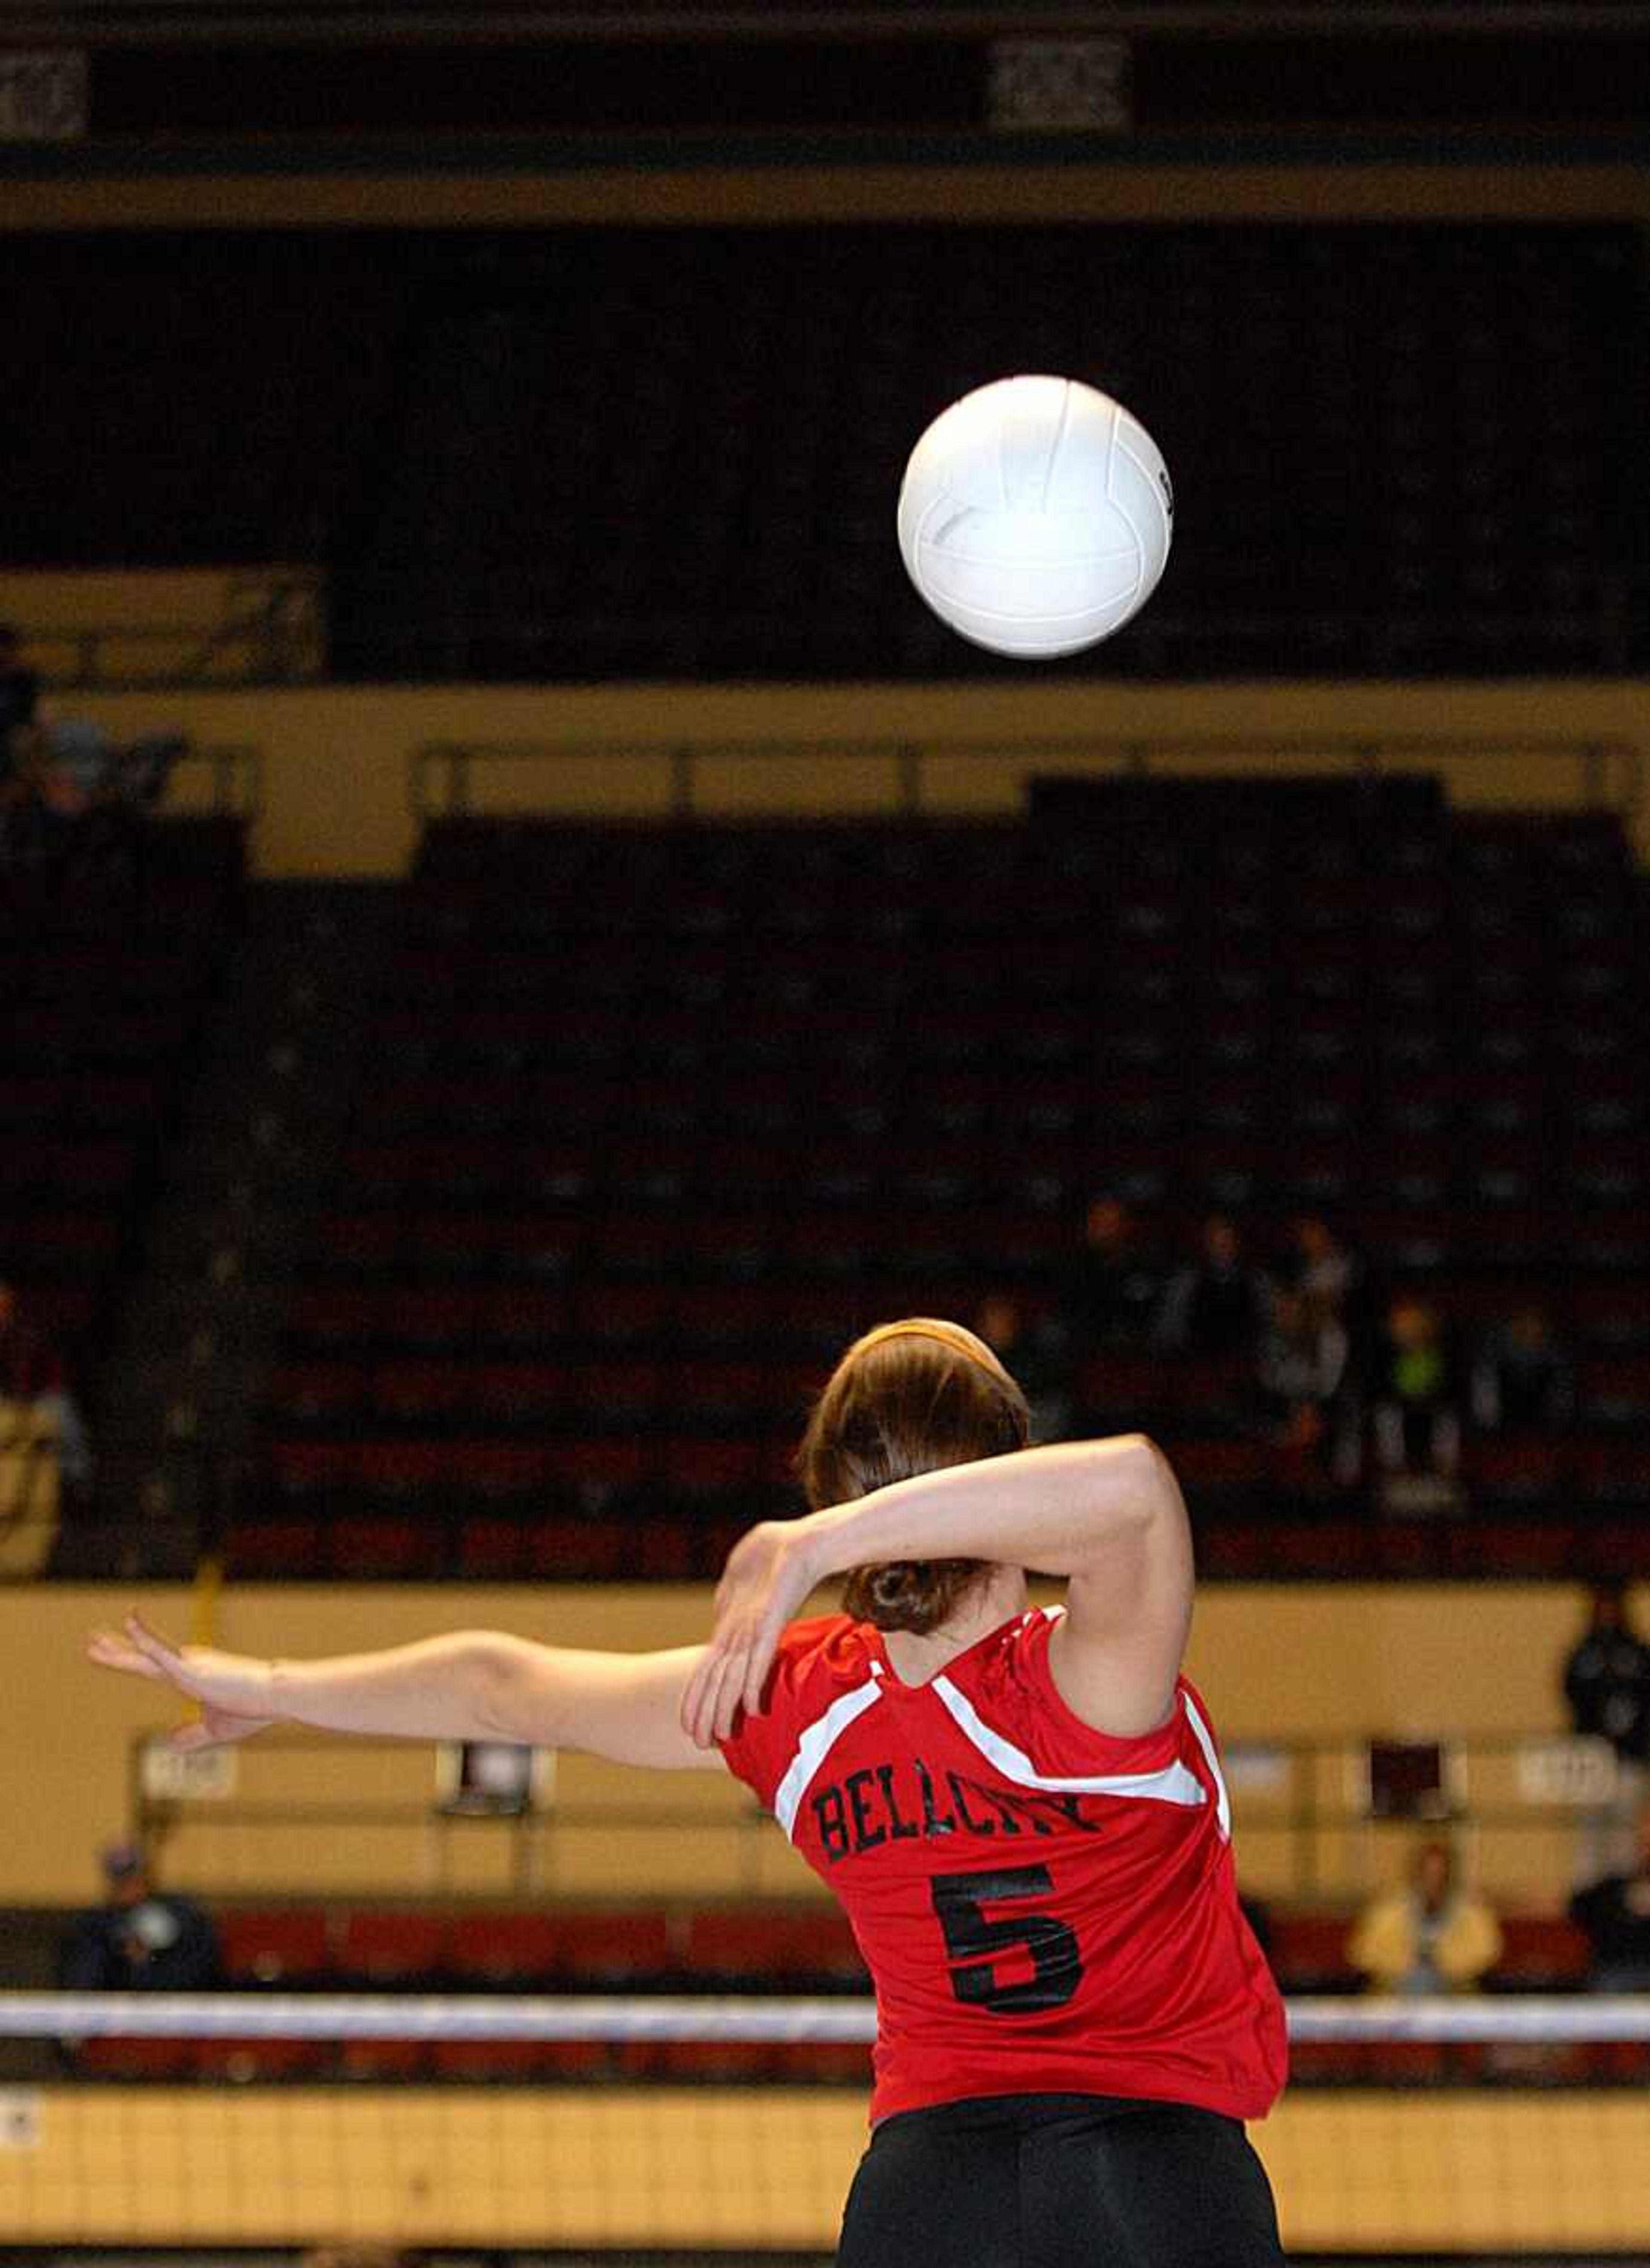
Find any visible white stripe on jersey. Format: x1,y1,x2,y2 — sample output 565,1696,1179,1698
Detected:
773,1669,886,1841
930,1674,1210,1813
1179,1688,1232,1839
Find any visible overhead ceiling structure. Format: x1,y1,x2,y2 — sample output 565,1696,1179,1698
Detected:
2,1,1650,40
1,0,1647,159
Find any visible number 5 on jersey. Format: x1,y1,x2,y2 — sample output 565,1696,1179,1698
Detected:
930,1864,1083,2014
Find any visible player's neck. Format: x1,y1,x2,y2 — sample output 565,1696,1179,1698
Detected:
879,1567,1030,1687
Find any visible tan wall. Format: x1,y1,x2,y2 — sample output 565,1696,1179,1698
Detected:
11,1581,1613,1909
0,569,320,687
0,571,253,631
3,2083,1649,2253
19,674,1649,877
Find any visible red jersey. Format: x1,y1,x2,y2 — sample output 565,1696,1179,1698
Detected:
719,1605,1286,2126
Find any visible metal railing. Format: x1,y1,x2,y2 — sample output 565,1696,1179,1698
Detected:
172,740,264,816
19,571,326,690
127,1724,1626,1906
410,731,1643,825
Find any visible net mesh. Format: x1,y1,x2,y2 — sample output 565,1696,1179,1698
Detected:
1,1992,1649,2257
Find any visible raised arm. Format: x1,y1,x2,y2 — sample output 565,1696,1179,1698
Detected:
684,1433,1192,1745
89,1616,721,1771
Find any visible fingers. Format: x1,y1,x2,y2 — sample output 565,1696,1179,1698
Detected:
164,1720,217,1753
685,1633,752,1749
679,1651,713,1743
742,1620,781,1720
689,1646,736,1750
86,1628,164,1681
122,1613,186,1675
168,1706,276,1754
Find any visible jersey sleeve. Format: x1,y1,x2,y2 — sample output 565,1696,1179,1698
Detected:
715,1614,853,1813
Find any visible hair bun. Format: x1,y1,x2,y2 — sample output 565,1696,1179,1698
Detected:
846,1557,985,1637
871,1563,927,1613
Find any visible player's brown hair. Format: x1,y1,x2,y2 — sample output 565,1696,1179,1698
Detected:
797,1319,1031,1635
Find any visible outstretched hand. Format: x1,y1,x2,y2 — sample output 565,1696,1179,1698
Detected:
680,1519,820,1749
87,1613,279,1753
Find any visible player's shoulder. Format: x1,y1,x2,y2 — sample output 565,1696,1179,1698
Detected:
717,1613,879,1802
955,1605,1208,1770
767,1611,878,1691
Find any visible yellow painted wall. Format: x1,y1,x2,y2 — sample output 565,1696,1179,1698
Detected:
18,674,1648,877
1,2082,1648,2253
11,1581,1614,1908
0,569,321,688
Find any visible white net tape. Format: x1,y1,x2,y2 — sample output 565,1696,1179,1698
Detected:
5,1990,1650,2044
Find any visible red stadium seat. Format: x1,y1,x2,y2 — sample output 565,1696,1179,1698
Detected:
268,1362,368,1424
336,1909,451,1984
578,1281,673,1347
339,2038,430,2082
228,1516,326,1579
76,2037,196,2082
545,1438,652,1495
385,1284,486,1349
372,1359,467,1423
1268,1913,1357,1992
330,1514,446,1579
551,1909,676,1984
353,1439,455,1494
660,1436,760,1496
523,1515,632,1580
218,1907,334,1985
466,1361,565,1424
482,1284,567,1346
449,1910,564,1984
1494,1915,1589,1987
455,1514,532,1578
290,1285,382,1347
464,1440,555,1499
681,1907,864,1985
431,2040,606,2081
190,2038,328,2084
269,1440,358,1497
1458,1436,1570,1507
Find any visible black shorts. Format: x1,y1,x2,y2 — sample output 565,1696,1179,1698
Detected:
835,2092,1287,2268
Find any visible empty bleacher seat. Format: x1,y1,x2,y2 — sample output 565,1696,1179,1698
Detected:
254,794,1650,1581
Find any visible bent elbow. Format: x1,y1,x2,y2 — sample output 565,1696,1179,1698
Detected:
465,1632,537,1742
1109,1433,1181,1519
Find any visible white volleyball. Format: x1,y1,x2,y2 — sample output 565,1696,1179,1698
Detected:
896,374,1173,659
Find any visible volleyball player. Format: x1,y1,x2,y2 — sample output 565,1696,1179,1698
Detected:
90,1317,1289,2268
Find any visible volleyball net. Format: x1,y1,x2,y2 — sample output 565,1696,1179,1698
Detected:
2,1991,1650,2257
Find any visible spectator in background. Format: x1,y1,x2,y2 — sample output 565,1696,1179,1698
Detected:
58,1842,221,1993
1368,1293,1461,1484
1058,1194,1162,1353
973,1290,1072,1445
0,1280,92,1506
1349,1838,1503,1997
35,720,187,879
1152,1212,1269,1361
1570,1803,1650,1992
1472,1302,1576,1435
1282,1213,1359,1326
1563,1585,1650,1886
38,720,186,821
1253,1287,1350,1455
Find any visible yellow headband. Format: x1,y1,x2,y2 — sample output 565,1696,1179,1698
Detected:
851,1319,1006,1379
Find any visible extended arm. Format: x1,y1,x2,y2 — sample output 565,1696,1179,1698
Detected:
89,1617,720,1771
684,1433,1192,1744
